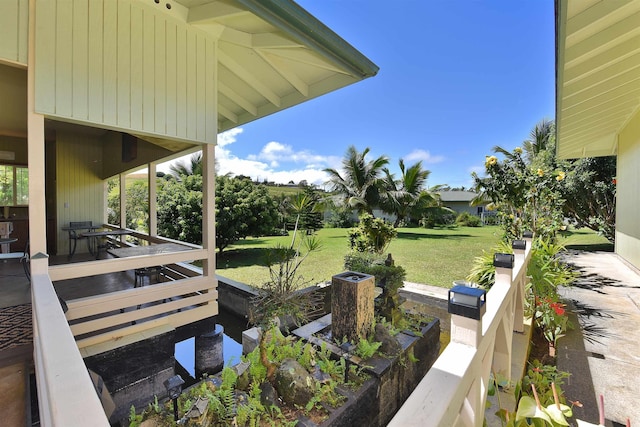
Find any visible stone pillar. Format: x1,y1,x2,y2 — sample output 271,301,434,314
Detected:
195,324,224,377
331,271,375,343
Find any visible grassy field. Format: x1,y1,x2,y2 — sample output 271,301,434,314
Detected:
558,228,613,251
216,226,503,289
265,185,304,198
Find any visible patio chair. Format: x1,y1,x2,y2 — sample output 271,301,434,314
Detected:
20,239,30,281
134,265,165,288
68,221,92,258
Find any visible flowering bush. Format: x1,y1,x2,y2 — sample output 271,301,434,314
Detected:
473,147,565,242
534,297,570,353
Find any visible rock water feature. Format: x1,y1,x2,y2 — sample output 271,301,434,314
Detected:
128,272,440,426
286,271,441,427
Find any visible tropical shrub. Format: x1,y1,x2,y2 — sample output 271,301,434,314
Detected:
249,235,323,330
456,212,482,227
325,203,356,228
466,241,513,288
473,147,566,242
534,297,570,354
493,361,574,427
348,213,397,254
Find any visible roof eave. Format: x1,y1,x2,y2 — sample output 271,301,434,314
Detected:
237,0,379,79
554,0,567,158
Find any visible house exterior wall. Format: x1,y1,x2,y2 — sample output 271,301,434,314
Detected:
34,0,217,144
616,109,640,270
443,201,478,217
0,0,28,65
56,131,105,255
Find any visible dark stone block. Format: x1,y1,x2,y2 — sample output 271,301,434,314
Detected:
312,317,440,427
84,330,176,392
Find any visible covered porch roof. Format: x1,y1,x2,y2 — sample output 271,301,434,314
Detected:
0,0,379,176
555,0,640,159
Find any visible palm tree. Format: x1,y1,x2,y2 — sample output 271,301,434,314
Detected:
523,119,555,164
381,159,431,226
323,146,389,215
169,152,203,178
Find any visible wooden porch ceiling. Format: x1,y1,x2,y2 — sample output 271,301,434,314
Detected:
556,0,640,159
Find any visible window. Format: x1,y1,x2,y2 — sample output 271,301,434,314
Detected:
0,165,29,206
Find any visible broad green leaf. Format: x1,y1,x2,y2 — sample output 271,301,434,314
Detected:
544,403,570,425
515,396,552,424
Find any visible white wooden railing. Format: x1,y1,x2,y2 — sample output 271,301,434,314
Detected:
67,275,218,351
32,228,217,425
389,237,532,427
32,273,110,426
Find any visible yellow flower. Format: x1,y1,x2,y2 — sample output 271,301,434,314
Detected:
556,171,565,181
485,156,498,167
486,203,495,211
509,214,515,219
537,168,544,177
514,147,523,154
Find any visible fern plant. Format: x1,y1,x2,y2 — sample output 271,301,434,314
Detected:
355,336,382,360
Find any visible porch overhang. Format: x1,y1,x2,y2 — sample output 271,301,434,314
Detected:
186,0,379,133
555,0,640,159
0,0,378,169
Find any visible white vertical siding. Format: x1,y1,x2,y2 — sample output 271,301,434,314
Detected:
0,0,28,65
55,132,105,255
616,110,640,269
34,0,217,144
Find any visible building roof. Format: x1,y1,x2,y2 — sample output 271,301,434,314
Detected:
437,191,480,203
0,0,378,145
555,0,640,159
180,0,379,133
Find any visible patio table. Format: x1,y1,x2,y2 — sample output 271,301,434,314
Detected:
106,243,192,258
107,243,194,288
81,229,133,259
0,238,20,260
62,223,100,258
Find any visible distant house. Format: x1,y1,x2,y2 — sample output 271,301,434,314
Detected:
438,191,487,217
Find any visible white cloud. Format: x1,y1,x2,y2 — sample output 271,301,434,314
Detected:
216,130,337,185
404,149,445,164
248,141,339,168
217,128,243,147
157,128,338,185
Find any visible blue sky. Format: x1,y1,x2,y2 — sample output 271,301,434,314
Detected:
203,0,556,189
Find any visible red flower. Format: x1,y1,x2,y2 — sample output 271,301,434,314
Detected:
550,303,565,316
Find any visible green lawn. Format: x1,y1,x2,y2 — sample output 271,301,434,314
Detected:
216,226,503,289
558,227,613,251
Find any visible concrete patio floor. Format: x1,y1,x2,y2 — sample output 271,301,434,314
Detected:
559,251,640,427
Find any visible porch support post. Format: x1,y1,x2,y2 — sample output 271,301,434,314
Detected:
119,173,126,228
202,143,216,276
148,162,157,236
27,0,48,276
